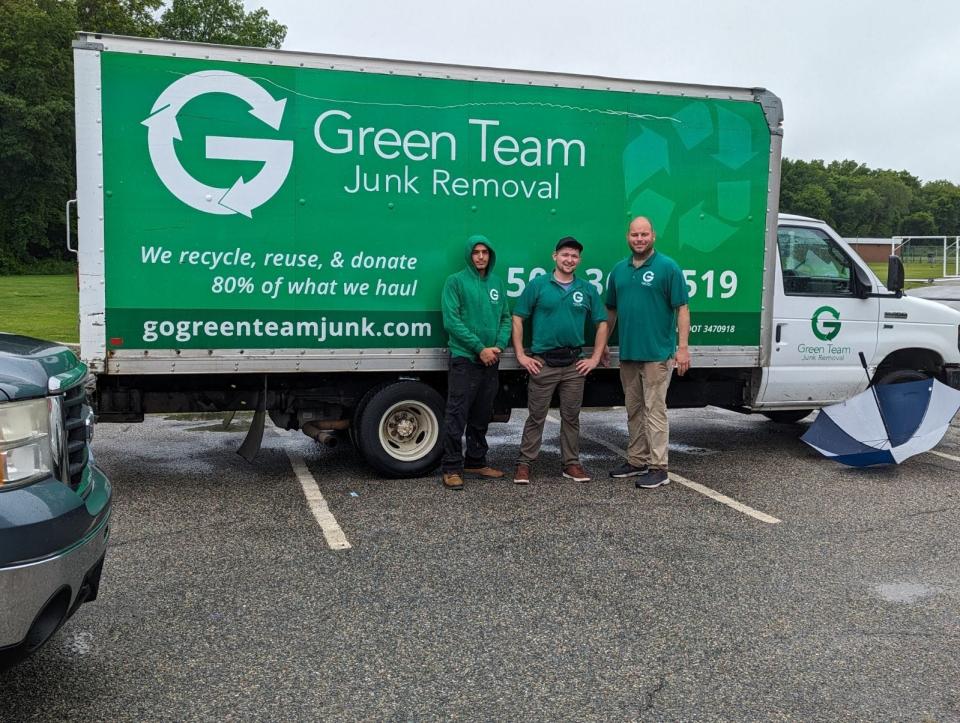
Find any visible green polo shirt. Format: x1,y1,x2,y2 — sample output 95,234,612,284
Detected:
605,250,688,362
513,273,606,353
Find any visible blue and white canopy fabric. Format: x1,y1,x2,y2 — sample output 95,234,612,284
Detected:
802,378,960,467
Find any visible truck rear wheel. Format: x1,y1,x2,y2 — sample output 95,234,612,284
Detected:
355,381,444,477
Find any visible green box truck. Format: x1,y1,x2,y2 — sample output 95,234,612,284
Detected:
72,33,960,476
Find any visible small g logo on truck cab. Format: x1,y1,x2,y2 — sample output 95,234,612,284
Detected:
142,71,293,218
812,305,841,341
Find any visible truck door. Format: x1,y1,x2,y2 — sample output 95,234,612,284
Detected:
757,224,879,406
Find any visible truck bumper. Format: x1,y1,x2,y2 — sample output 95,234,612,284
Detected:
0,465,111,661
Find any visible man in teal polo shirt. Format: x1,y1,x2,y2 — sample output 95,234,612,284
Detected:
511,236,608,484
605,216,690,489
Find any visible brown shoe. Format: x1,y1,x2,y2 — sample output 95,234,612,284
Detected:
464,466,505,479
442,473,464,490
562,463,591,483
513,463,530,485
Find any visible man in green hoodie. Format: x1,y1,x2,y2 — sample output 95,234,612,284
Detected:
440,234,513,490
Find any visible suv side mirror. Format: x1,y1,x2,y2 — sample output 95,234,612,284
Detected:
887,255,905,295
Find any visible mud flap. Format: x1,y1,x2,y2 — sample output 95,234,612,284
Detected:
237,377,267,462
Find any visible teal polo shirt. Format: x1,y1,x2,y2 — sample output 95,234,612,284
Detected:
605,250,688,362
513,273,606,353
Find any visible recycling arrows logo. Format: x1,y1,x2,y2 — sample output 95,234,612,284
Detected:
812,305,842,341
142,71,293,218
622,104,757,254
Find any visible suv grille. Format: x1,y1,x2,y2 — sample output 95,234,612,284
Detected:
62,383,90,490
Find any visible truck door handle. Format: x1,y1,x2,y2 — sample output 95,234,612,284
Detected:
775,323,784,343
66,199,78,254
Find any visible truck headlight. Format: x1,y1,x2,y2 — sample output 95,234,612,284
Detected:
0,399,56,487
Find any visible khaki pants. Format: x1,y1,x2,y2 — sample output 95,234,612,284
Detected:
620,360,672,469
518,359,585,467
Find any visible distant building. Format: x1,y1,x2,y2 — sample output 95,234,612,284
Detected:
845,238,892,263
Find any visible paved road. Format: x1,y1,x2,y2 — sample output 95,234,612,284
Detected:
908,279,960,311
4,408,960,720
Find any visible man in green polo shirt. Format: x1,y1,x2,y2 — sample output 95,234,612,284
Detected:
605,216,690,489
511,236,608,484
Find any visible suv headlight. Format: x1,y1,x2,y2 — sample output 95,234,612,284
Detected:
0,398,60,488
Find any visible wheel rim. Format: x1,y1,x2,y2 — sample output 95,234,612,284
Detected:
377,400,439,462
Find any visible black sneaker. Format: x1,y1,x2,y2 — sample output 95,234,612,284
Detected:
636,469,669,488
609,462,649,478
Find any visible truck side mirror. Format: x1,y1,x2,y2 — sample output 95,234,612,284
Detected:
853,264,872,299
887,255,904,296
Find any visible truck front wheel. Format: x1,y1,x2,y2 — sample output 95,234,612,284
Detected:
355,381,445,477
875,369,930,386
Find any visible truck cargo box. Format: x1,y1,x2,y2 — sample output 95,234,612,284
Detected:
74,33,783,376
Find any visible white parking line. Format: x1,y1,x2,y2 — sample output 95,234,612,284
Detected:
546,414,781,524
285,449,352,550
929,449,960,464
666,472,782,524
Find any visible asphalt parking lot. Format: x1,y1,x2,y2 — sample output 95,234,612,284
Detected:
4,406,960,721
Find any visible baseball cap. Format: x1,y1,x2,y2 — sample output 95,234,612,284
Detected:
555,236,583,252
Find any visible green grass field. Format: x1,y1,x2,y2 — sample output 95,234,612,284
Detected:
0,275,79,343
867,261,940,290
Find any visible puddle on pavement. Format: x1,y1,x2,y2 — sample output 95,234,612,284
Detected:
61,630,94,657
874,582,940,603
182,421,252,433
164,412,253,432
668,442,719,456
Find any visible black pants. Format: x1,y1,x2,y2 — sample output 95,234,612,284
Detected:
441,357,499,473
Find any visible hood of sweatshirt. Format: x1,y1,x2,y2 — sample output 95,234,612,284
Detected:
464,234,497,277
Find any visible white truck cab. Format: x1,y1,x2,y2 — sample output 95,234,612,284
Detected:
756,213,960,414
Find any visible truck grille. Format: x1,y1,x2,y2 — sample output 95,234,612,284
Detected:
62,383,90,490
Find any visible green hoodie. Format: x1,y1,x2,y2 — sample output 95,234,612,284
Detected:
441,234,512,361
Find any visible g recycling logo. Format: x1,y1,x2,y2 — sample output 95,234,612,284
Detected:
811,305,841,341
142,71,293,218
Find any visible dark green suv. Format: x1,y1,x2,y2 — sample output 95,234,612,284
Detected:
0,333,112,669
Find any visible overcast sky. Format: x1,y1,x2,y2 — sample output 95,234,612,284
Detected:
245,0,960,184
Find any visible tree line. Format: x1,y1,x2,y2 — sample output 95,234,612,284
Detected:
2,2,960,273
780,158,960,240
0,0,285,274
